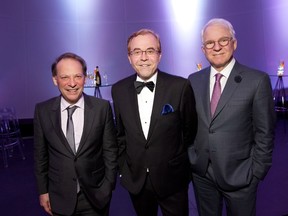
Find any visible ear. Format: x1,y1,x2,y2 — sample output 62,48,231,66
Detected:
128,55,132,64
233,39,237,51
201,46,205,54
52,76,58,86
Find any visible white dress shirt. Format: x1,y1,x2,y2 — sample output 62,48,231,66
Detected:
61,95,84,152
136,73,157,139
209,58,236,100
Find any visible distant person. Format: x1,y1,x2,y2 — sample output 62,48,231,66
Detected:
112,29,197,216
188,18,276,216
34,52,118,216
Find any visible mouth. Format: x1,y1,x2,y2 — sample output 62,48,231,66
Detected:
139,64,150,67
66,88,78,93
213,52,224,57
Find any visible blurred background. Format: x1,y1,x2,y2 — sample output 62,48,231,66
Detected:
0,0,287,119
1,1,288,215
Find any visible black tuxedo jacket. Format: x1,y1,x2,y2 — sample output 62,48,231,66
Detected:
34,94,118,215
111,71,197,197
188,61,276,191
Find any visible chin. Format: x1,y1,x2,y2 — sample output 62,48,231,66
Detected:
66,96,81,104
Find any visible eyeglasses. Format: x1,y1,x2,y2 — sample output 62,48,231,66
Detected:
129,48,160,57
203,37,233,49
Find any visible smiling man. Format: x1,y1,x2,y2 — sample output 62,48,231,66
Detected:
188,18,276,216
112,29,198,216
34,52,118,216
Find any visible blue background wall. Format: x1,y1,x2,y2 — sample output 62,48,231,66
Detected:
0,0,287,118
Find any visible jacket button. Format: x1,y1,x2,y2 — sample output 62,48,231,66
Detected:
145,145,149,149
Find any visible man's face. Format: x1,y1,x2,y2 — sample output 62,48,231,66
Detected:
52,58,86,104
202,24,237,71
128,34,162,80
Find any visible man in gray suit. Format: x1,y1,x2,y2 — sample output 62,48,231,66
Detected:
188,18,276,216
34,52,118,216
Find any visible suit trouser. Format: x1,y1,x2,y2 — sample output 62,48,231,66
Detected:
129,173,189,216
192,163,259,216
53,190,110,216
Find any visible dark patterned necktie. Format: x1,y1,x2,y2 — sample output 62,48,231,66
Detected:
66,106,77,154
134,81,155,94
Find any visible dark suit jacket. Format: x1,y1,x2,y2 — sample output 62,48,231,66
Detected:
34,94,118,215
188,61,276,191
111,71,197,197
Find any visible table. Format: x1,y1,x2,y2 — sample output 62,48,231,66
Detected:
270,75,288,133
271,75,288,111
84,84,112,98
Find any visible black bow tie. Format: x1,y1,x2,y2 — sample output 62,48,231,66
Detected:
134,81,155,94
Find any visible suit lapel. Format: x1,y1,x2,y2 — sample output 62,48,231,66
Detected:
147,72,166,140
128,77,147,140
50,96,75,155
76,95,95,154
212,62,243,120
196,68,212,123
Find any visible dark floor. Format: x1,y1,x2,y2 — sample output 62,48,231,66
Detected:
0,120,288,216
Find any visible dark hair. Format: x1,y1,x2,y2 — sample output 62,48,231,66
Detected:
127,29,162,54
51,52,87,76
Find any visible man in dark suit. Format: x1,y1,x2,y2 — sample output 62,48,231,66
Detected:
111,29,197,216
34,52,118,216
188,18,276,216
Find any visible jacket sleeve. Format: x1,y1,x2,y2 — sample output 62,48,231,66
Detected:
33,104,49,195
252,73,276,179
180,80,198,150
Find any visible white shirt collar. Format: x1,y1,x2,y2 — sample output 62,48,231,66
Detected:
61,94,85,112
136,71,158,85
210,58,236,79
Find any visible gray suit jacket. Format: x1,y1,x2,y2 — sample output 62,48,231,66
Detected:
188,61,276,191
34,94,118,215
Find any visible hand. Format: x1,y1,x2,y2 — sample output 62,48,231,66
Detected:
39,193,52,215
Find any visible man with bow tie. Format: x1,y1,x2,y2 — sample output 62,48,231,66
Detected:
112,29,198,216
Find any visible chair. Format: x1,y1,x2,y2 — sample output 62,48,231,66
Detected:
0,107,25,168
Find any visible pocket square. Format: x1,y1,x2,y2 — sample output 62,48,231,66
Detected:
161,104,174,115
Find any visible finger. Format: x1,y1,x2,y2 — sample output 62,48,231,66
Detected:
43,201,52,215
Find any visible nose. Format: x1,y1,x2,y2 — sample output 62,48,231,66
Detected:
68,77,76,86
140,51,149,60
213,42,222,51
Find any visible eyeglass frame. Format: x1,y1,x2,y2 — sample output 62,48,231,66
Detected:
129,48,160,57
202,37,234,49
